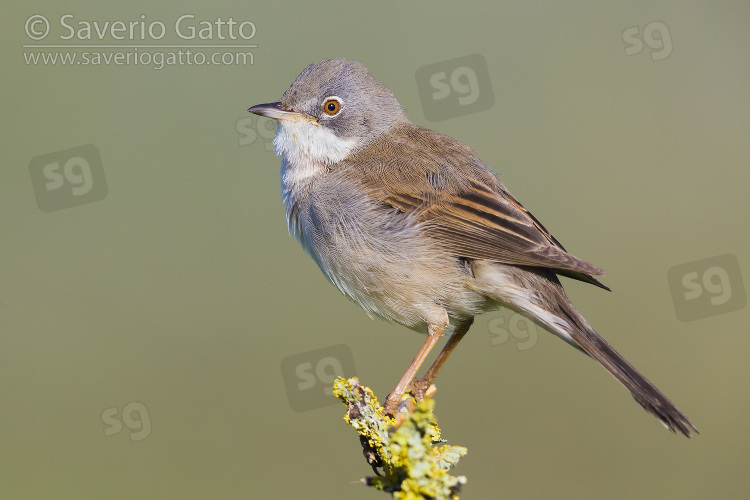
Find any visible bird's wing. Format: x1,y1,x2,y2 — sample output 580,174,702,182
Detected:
350,124,609,288
384,178,604,276
496,185,610,290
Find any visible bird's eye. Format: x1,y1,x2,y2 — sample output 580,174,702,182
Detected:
322,97,342,116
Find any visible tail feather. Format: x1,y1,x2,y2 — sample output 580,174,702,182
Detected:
471,261,697,436
558,307,698,437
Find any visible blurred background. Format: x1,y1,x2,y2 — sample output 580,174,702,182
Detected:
3,1,749,498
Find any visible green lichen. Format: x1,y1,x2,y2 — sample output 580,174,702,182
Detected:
333,377,467,499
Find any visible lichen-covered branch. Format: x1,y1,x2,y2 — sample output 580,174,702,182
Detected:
333,377,467,499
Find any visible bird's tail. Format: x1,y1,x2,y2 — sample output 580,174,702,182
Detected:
554,303,698,437
474,262,698,437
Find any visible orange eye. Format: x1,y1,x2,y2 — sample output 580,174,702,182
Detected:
322,98,341,115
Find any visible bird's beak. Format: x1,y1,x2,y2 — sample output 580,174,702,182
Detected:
248,102,317,123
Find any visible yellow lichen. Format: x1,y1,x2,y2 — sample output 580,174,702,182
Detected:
333,377,467,499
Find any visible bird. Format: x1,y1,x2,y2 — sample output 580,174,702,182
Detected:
248,58,697,437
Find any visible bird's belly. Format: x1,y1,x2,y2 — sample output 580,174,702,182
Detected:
292,196,487,332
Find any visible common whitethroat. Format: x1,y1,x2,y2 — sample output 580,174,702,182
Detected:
249,58,696,437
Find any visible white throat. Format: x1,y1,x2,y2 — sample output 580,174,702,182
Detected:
274,120,357,234
274,120,357,182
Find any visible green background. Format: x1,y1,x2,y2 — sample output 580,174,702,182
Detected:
3,1,749,498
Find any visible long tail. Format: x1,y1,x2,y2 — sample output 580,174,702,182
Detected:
556,303,698,437
474,262,698,437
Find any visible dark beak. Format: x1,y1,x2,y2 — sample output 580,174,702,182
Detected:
248,102,316,123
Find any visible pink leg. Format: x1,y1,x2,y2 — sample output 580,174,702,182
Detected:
383,322,445,414
408,319,473,400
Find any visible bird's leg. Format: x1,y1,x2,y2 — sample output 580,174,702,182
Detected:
407,318,474,401
383,322,445,415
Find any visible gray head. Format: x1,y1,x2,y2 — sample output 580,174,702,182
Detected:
249,59,408,165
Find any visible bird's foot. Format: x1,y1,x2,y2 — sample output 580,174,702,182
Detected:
407,377,437,402
383,378,437,416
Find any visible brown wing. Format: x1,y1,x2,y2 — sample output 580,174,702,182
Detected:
385,178,605,276
348,123,609,289
500,185,610,290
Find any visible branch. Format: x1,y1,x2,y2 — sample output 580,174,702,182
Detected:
333,377,468,499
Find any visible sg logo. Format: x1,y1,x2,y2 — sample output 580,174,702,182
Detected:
622,21,673,61
430,67,481,107
668,254,746,322
281,344,356,412
28,144,107,212
488,311,539,351
236,114,276,151
101,401,152,442
415,54,495,122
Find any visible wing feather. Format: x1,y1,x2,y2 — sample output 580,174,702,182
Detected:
345,123,610,290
